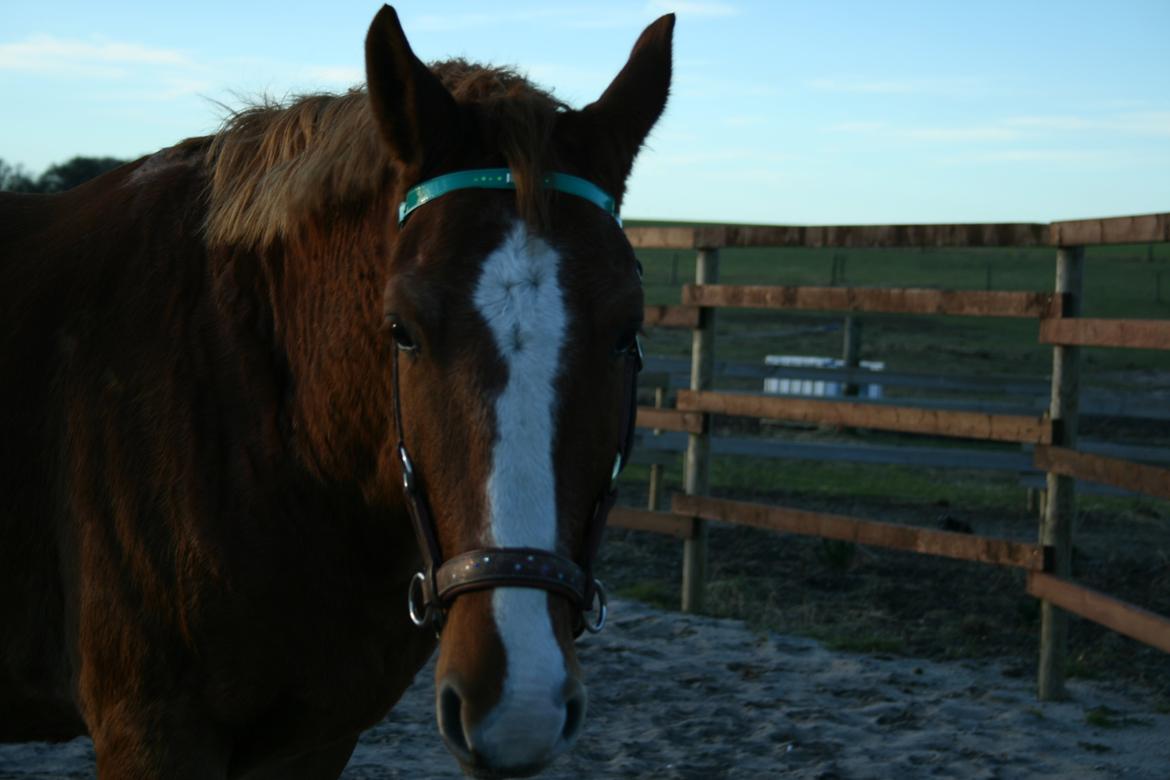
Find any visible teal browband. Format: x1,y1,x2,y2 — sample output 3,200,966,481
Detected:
397,168,619,226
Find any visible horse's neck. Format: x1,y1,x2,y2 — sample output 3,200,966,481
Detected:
259,217,396,496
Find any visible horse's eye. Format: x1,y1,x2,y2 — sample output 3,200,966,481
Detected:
387,317,419,352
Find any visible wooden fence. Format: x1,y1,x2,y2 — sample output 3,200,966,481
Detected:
608,211,1170,701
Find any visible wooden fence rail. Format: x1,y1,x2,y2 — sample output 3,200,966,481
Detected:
609,507,697,539
676,390,1053,444
1038,318,1170,350
634,407,705,434
681,284,1060,318
673,494,1048,570
1027,573,1170,655
624,211,1170,250
619,210,1170,703
1034,446,1170,502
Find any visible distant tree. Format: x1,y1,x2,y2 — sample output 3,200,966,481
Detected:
0,156,128,193
0,158,41,192
38,156,127,192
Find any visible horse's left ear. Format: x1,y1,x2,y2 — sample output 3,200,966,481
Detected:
571,14,674,194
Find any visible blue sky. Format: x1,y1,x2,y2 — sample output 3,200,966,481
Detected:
2,1,1168,224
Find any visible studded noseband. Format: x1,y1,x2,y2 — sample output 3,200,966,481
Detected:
393,337,640,636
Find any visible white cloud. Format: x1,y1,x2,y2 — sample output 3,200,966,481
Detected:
0,33,371,102
646,148,793,166
828,111,1170,144
808,77,921,95
1003,115,1094,131
974,149,1114,162
1006,112,1170,138
906,126,1020,142
828,121,1018,143
0,35,191,76
828,121,889,133
807,76,984,97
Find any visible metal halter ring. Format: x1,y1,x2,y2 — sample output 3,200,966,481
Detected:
407,572,435,629
583,579,608,634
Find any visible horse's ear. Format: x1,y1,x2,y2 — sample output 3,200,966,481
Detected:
365,5,458,171
576,14,674,189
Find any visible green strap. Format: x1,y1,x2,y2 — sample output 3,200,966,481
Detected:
397,168,619,226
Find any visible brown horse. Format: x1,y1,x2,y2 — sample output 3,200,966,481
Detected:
0,6,672,778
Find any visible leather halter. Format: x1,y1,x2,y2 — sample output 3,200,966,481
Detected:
392,169,639,635
392,318,642,637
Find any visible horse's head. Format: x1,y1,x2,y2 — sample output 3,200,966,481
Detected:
364,6,672,776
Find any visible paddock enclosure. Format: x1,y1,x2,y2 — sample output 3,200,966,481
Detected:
610,211,1170,701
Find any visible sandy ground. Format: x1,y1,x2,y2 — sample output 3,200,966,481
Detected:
2,598,1167,779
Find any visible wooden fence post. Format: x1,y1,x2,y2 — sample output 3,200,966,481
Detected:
647,386,666,511
1038,245,1084,701
842,315,862,397
682,247,718,613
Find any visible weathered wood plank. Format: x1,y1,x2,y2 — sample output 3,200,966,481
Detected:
682,284,1058,318
635,407,705,434
681,249,719,613
676,390,1053,444
690,223,1052,249
1039,318,1170,350
1027,573,1170,654
673,495,1046,570
626,214,1169,251
1037,245,1084,701
624,226,697,249
1049,212,1170,247
608,508,696,539
1035,446,1170,501
643,304,701,330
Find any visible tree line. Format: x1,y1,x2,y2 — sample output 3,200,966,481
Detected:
0,156,129,193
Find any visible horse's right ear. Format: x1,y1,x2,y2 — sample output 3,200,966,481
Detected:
365,5,458,171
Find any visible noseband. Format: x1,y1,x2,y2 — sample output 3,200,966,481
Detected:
393,169,640,637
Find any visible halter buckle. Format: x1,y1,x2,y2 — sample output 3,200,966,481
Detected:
398,443,416,494
407,571,442,634
583,578,608,634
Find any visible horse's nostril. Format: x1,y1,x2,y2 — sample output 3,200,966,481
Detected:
438,681,473,760
561,680,587,745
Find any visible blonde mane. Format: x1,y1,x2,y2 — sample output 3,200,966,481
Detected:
204,62,566,248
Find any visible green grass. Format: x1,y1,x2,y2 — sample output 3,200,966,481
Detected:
630,234,1170,376
614,580,676,610
622,455,1169,522
623,456,1030,513
1083,705,1150,729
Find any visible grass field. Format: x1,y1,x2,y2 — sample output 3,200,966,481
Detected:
608,221,1170,701
628,224,1170,378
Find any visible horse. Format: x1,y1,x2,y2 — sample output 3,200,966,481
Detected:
0,6,673,777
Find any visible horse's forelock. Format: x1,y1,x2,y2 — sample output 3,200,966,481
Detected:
202,62,570,250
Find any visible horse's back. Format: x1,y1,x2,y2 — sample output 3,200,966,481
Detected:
0,151,208,741
0,187,88,740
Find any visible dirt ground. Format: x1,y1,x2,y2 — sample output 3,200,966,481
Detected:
600,485,1170,709
5,598,1169,779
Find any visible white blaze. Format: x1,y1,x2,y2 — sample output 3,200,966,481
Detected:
471,221,570,763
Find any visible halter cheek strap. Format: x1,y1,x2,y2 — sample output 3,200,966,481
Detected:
394,340,641,637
